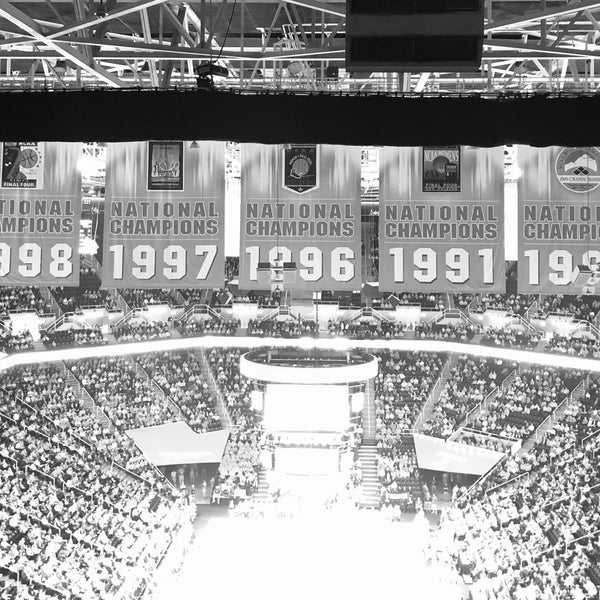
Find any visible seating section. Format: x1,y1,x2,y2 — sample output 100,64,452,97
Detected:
328,319,405,339
415,322,477,342
0,329,33,353
41,327,106,348
207,348,264,499
178,317,239,337
472,367,584,441
538,294,600,321
248,318,318,338
375,351,446,445
423,356,515,439
0,363,195,599
480,327,541,349
447,434,600,600
478,293,535,315
112,320,171,342
136,351,222,433
374,351,446,511
52,268,114,312
119,289,173,308
0,286,50,316
546,334,600,357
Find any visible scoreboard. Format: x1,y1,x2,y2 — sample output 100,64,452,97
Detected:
378,146,505,293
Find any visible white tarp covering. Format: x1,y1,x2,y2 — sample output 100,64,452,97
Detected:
127,422,229,466
413,433,504,475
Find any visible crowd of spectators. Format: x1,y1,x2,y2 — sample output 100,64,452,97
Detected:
391,293,446,309
136,351,222,433
0,363,195,599
0,329,33,353
481,327,542,350
374,351,446,510
70,357,178,434
472,367,583,442
207,348,264,500
454,293,476,311
328,318,404,339
477,293,536,316
546,334,600,358
415,322,478,343
178,317,239,337
119,289,174,309
247,318,317,338
478,376,600,492
537,295,600,322
0,287,50,316
375,351,446,447
423,357,515,439
52,267,116,312
112,320,171,342
446,433,600,600
41,327,106,349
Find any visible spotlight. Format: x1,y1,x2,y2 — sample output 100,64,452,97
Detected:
196,61,229,78
95,0,106,17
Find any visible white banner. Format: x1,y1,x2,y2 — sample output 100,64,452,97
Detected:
413,433,504,475
127,422,229,466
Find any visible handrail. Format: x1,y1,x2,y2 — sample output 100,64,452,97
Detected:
464,368,517,425
530,379,586,443
572,318,600,339
458,426,520,444
414,357,451,430
510,312,542,334
197,348,233,429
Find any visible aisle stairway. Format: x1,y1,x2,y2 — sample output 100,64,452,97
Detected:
195,349,233,428
357,441,380,507
362,378,377,443
254,468,270,502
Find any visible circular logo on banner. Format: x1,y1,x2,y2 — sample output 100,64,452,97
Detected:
555,147,600,193
290,156,311,179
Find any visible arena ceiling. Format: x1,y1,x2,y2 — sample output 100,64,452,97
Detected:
0,0,600,93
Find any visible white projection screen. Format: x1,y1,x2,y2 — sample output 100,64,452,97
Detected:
264,384,349,432
275,447,340,475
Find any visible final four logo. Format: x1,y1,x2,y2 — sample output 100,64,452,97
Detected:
283,144,318,194
555,147,600,194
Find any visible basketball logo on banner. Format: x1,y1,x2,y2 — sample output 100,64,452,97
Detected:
555,147,600,194
422,146,460,193
1,142,44,189
147,141,184,191
283,145,318,194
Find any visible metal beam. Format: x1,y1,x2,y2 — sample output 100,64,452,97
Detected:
0,0,125,86
486,0,600,32
484,38,600,58
45,0,168,40
284,0,344,18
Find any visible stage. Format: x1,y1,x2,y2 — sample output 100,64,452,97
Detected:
153,506,468,600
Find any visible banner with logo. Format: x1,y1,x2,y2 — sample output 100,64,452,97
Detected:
0,142,81,286
102,141,225,289
239,144,362,291
518,146,600,294
379,146,505,293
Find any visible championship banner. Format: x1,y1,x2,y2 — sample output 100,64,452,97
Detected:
518,146,600,294
0,142,82,286
379,146,505,293
102,141,225,289
239,144,362,291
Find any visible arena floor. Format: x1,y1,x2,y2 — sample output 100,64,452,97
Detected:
161,506,467,600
